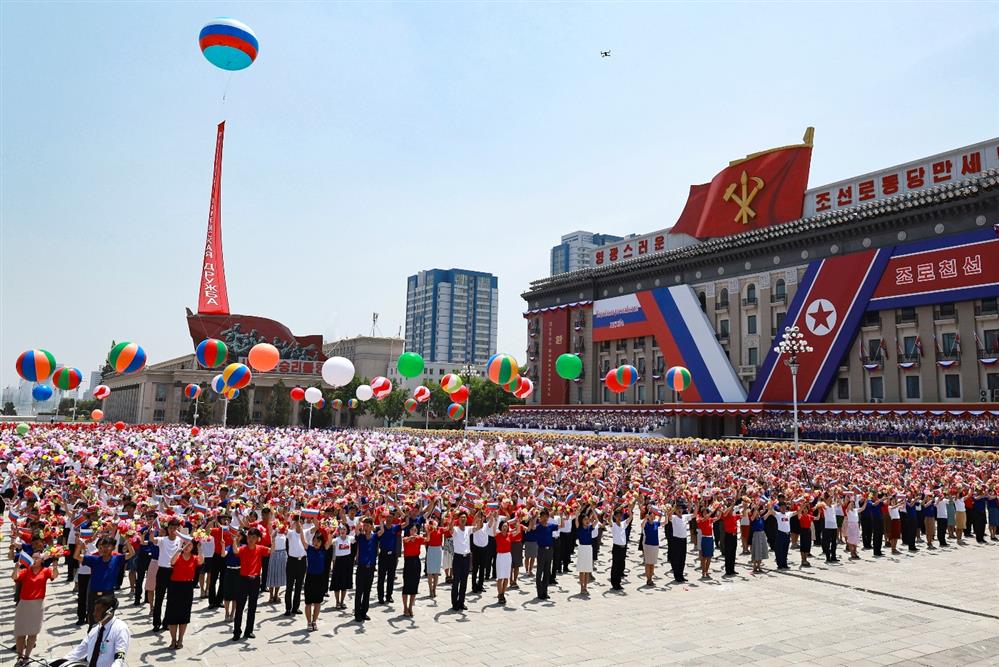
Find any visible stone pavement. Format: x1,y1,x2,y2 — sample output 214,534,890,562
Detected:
2,538,998,666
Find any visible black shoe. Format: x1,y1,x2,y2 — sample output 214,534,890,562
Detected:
364,615,371,620
245,632,256,639
151,625,160,632
294,609,303,615
386,597,394,603
283,610,292,617
232,633,241,641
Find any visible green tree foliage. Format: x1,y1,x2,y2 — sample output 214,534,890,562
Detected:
371,388,407,425
186,391,215,425
225,388,250,426
74,399,100,419
265,380,291,427
466,376,523,418
2,401,16,416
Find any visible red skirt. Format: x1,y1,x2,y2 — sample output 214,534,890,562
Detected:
890,518,902,541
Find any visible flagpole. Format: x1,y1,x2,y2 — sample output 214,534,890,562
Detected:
193,394,200,428
222,398,229,427
308,404,313,429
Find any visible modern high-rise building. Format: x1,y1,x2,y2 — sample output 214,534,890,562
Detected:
550,231,626,275
405,269,498,365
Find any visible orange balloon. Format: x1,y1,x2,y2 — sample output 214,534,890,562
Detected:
91,409,104,421
248,343,280,372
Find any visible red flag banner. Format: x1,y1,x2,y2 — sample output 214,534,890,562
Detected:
198,122,230,315
671,129,814,240
540,308,569,405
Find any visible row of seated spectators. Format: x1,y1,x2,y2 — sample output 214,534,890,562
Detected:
481,409,668,433
743,413,999,447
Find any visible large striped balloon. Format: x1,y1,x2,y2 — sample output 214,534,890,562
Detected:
331,398,343,410
486,354,519,385
15,349,56,382
196,338,228,368
222,387,239,400
92,385,111,400
199,18,258,71
501,376,523,394
314,398,326,410
440,374,462,394
665,365,692,392
615,364,639,387
447,402,465,420
222,363,251,389
413,385,431,403
347,398,359,409
513,377,534,399
211,374,226,394
184,383,202,400
404,398,419,414
370,376,392,399
51,367,83,391
108,342,147,374
604,369,626,394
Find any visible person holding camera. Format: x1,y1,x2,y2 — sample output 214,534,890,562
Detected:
55,595,130,667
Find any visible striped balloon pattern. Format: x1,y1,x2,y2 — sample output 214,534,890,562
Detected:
404,398,419,414
331,399,343,410
222,387,239,400
604,369,626,394
615,365,639,387
447,402,465,420
15,349,56,382
196,338,228,368
413,386,431,403
211,374,226,393
665,365,692,391
347,398,359,409
440,374,462,393
513,377,534,399
486,354,518,385
222,363,251,389
370,376,392,399
92,385,111,400
184,383,202,400
199,18,258,71
108,342,147,374
314,398,326,410
51,367,83,391
501,376,523,394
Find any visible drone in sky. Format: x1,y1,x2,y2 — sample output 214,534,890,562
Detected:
600,50,611,58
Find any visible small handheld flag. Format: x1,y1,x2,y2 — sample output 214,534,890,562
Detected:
18,551,33,567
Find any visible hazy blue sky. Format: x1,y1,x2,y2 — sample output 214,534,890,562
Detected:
2,1,997,390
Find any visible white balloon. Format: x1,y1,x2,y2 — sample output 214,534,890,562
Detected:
322,356,355,387
304,387,323,404
356,384,374,402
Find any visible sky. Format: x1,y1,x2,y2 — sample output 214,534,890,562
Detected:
2,1,998,391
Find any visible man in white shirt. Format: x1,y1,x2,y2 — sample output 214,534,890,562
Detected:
152,518,182,632
774,504,792,570
450,513,473,611
58,595,129,667
610,506,632,590
668,506,693,583
285,515,310,616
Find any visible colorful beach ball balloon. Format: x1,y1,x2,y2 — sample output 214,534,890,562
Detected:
404,398,419,414
604,369,626,394
93,384,111,400
501,376,523,394
331,398,343,410
440,374,462,394
450,385,469,404
555,353,583,380
447,403,465,421
413,385,431,403
52,367,83,391
199,18,259,71
486,354,519,385
196,338,228,369
347,398,359,409
222,387,239,400
314,398,326,410
397,352,424,379
15,423,29,436
371,376,392,399
32,385,54,401
91,409,104,421
184,383,202,400
513,377,534,399
248,343,280,372
211,374,226,394
290,387,305,401
222,363,252,389
16,349,57,383
665,365,692,392
614,364,639,387
108,342,147,374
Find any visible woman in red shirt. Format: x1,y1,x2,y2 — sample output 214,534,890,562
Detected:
797,504,814,567
165,538,204,650
425,520,445,600
494,519,515,605
401,526,427,617
12,552,57,665
508,516,524,590
696,504,719,579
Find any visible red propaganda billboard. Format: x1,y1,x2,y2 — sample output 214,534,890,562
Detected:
540,308,569,404
186,309,326,374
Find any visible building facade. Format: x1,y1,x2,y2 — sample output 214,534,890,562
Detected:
523,139,999,408
550,231,625,276
405,268,498,365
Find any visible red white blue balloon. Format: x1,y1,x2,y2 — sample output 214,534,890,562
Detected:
211,374,225,393
199,18,259,71
184,383,202,400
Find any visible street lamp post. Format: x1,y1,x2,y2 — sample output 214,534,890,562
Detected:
459,363,479,431
774,325,813,446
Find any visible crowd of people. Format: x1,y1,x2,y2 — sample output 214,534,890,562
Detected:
744,413,999,447
3,424,999,664
481,409,668,433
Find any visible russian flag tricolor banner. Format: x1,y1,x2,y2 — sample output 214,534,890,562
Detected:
18,551,33,567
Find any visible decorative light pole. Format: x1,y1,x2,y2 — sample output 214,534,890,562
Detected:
459,363,479,431
773,325,813,446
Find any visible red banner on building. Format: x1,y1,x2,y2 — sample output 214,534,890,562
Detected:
198,122,230,315
671,130,813,240
540,308,569,404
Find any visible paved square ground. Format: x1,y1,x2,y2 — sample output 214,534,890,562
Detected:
3,536,998,666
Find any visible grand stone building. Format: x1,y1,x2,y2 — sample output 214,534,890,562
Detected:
522,138,999,409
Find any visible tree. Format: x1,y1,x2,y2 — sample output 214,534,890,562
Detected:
75,399,100,419
467,376,523,418
371,388,407,425
226,389,250,426
1,401,15,416
265,381,291,427
426,381,452,424
56,399,76,417
186,392,215,425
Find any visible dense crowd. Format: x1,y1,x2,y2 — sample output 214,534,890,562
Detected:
2,424,999,665
481,410,668,433
744,413,999,447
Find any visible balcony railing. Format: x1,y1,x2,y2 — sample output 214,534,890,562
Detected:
715,301,729,311
975,302,999,316
933,307,958,321
716,331,730,341
979,348,999,359
895,312,918,325
742,297,758,307
770,293,787,305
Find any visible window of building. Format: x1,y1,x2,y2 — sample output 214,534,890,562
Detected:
634,337,645,350
720,319,730,336
745,284,757,304
988,373,999,392
905,375,920,399
153,409,165,422
602,387,609,402
870,376,884,400
985,329,999,354
748,347,758,366
837,377,849,400
747,315,757,335
599,341,610,352
602,358,611,374
774,279,786,300
944,374,961,399
718,288,729,308
774,312,786,333
577,386,584,403
904,336,918,357
937,303,956,318
862,311,881,327
637,357,646,374
898,307,917,323
637,385,646,403
942,332,958,356
978,297,998,315
154,384,167,402
868,339,882,360
698,292,707,312
616,340,627,351
656,385,665,402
